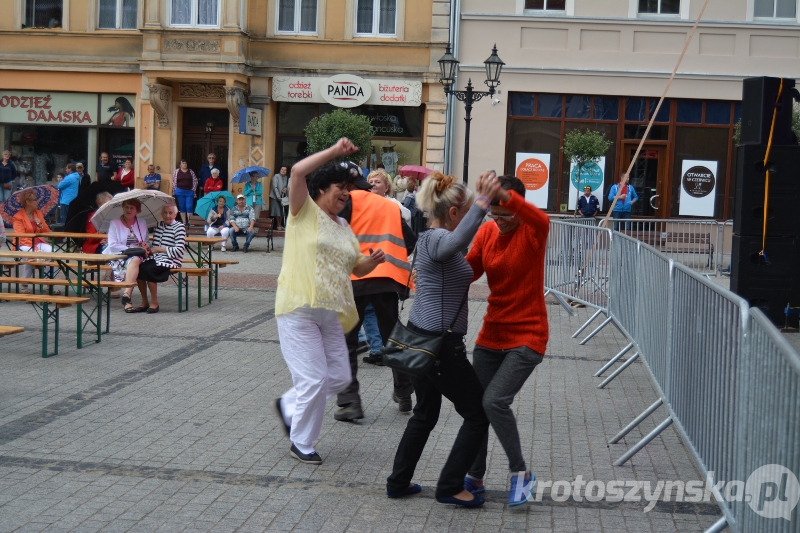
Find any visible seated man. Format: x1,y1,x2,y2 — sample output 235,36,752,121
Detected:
229,194,256,253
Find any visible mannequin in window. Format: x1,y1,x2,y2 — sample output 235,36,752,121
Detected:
381,141,398,175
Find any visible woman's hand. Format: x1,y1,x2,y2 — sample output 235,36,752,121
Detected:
368,247,385,265
474,171,502,209
332,138,359,158
352,247,386,277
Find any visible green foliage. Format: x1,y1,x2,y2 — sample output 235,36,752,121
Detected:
733,106,800,146
304,109,374,163
561,128,613,186
733,119,741,146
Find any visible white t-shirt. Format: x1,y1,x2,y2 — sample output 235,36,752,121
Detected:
382,151,398,174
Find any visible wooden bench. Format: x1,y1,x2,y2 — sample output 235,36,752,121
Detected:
624,231,714,268
0,293,91,357
210,259,239,299
170,267,211,312
0,326,24,338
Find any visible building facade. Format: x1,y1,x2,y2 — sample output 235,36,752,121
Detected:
0,0,450,194
451,0,800,219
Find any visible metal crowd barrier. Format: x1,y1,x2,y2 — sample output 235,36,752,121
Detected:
545,219,800,533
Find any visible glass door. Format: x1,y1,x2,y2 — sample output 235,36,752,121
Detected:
622,144,668,218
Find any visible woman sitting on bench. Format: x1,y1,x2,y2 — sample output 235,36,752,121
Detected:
104,198,149,312
12,189,58,294
136,204,186,314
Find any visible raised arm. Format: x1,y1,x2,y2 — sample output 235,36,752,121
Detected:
288,138,358,216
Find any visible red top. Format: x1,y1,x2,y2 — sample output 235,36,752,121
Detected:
466,190,550,355
82,210,102,254
204,177,223,194
116,168,135,188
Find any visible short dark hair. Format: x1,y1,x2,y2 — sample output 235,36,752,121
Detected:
65,163,75,172
306,163,356,200
376,163,385,169
491,175,526,206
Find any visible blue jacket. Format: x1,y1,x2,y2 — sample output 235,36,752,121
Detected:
608,183,638,212
198,163,221,183
57,172,81,205
0,161,16,185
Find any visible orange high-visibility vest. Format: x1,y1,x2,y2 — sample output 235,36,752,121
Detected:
349,190,412,286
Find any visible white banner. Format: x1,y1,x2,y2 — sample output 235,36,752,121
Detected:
515,153,550,209
272,75,422,107
679,160,718,217
0,91,98,125
568,157,606,212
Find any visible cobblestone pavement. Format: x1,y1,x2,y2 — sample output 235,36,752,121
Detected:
0,237,724,532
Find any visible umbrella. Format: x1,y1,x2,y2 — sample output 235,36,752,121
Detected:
194,191,236,220
397,165,434,180
64,180,126,233
231,166,270,184
1,185,59,226
90,189,175,232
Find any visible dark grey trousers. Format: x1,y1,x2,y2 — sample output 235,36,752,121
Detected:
467,345,543,479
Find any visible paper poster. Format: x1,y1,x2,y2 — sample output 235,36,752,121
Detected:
515,153,550,208
679,160,717,217
100,94,136,127
568,157,606,212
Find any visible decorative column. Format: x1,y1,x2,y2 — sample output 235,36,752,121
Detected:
147,84,172,129
225,87,247,130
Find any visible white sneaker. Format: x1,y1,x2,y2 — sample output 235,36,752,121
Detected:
220,246,226,252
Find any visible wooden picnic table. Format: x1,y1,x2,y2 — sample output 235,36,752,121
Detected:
0,250,125,349
5,231,108,254
185,236,226,305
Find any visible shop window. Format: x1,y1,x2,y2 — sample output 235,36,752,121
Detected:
754,0,797,18
537,94,563,118
277,0,317,34
99,0,137,29
509,93,535,117
677,100,703,123
649,99,670,122
705,101,732,125
561,122,617,212
565,95,590,119
278,103,317,134
734,102,742,124
638,0,680,15
505,119,561,211
625,98,648,122
4,125,88,186
671,127,729,218
24,0,63,28
355,0,396,36
169,0,219,27
593,97,619,121
623,124,669,140
524,0,566,9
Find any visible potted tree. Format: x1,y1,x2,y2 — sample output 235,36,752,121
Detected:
304,109,374,164
561,128,613,216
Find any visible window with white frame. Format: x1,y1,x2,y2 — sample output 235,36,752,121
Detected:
638,0,680,14
524,0,565,10
99,0,137,29
25,0,63,28
355,0,396,36
277,0,317,34
170,0,219,27
754,0,797,18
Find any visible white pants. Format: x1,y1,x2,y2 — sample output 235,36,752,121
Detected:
19,243,54,278
277,306,352,447
206,226,230,244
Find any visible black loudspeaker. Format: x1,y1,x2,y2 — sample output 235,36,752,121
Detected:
730,235,800,326
740,77,796,146
734,144,800,237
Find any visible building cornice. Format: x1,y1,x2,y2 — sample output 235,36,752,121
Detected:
0,59,141,73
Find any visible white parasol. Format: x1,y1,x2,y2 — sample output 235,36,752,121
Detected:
90,189,176,232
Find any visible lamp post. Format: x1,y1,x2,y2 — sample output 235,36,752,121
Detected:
438,43,505,183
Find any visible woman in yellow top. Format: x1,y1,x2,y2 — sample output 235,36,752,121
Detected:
274,138,386,465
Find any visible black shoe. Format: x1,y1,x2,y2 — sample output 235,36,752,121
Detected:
392,393,412,412
355,340,370,354
243,247,249,253
362,353,384,366
334,401,364,421
290,444,322,464
274,398,290,437
231,246,239,252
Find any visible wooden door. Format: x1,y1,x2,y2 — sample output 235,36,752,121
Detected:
182,108,230,189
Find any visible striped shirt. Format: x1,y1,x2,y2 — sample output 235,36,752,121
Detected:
150,220,186,268
408,203,486,335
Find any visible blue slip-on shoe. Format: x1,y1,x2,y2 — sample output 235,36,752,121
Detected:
463,476,485,495
508,470,536,507
289,444,322,464
435,494,485,508
386,483,422,498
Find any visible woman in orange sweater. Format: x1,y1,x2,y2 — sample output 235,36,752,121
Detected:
462,175,550,507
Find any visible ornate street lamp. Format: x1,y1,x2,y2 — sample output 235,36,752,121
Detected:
439,43,505,183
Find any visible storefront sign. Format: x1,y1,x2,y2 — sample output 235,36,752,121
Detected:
272,76,422,107
515,153,550,209
679,160,717,217
100,94,136,128
568,157,606,212
0,91,98,125
239,106,262,135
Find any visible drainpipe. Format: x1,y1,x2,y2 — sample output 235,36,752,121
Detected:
443,0,460,175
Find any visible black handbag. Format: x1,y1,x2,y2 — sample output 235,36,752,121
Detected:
122,247,147,257
382,240,468,378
